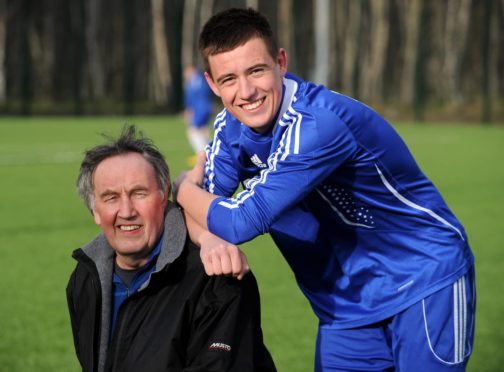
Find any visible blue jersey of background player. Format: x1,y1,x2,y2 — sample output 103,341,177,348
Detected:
183,65,213,161
177,8,476,372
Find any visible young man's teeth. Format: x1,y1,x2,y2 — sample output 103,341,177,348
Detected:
120,225,140,231
244,98,263,110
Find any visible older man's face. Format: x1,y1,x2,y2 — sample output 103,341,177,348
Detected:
92,153,167,269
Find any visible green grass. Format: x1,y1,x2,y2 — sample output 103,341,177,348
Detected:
0,117,502,371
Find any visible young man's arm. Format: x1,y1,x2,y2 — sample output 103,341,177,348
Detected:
183,208,249,280
179,109,358,245
177,154,215,230
175,148,250,279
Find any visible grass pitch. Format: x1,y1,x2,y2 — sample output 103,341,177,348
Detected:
0,116,502,371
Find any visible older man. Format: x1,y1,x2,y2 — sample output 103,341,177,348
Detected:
66,125,276,372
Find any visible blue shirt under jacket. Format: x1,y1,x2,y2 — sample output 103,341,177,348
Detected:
111,237,163,336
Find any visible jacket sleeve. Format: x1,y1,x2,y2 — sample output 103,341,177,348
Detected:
66,267,84,369
183,273,276,372
66,261,102,372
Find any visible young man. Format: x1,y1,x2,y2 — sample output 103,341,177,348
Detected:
66,125,276,372
177,8,476,372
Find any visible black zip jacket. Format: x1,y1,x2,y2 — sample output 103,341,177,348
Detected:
66,203,276,372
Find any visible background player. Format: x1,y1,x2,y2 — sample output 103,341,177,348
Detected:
183,64,213,165
176,8,476,372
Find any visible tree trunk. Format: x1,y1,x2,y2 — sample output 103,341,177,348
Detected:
342,0,363,99
444,0,472,103
150,0,171,105
198,0,215,68
312,0,330,85
123,0,136,115
27,1,56,102
481,0,493,123
85,0,105,99
246,0,259,9
277,0,297,71
182,0,197,68
0,0,6,103
70,0,85,115
20,0,33,115
361,0,389,102
291,0,313,78
329,0,348,90
399,0,421,105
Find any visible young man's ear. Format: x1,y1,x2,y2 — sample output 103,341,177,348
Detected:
204,71,221,97
277,48,288,77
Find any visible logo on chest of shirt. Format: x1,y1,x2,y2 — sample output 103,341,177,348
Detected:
250,154,267,168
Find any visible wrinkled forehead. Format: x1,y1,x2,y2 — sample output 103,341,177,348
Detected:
93,153,157,190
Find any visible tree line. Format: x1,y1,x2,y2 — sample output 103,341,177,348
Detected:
0,0,502,122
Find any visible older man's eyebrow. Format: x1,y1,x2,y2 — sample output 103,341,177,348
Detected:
98,189,119,199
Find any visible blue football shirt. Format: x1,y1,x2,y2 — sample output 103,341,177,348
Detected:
204,73,474,328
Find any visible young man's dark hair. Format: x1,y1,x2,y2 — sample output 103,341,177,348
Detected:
198,8,278,75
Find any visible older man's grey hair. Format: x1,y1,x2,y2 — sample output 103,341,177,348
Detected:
76,125,170,212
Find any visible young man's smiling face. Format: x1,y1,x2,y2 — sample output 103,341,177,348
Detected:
92,152,168,269
205,37,288,134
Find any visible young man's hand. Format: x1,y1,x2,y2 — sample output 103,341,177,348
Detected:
198,230,250,280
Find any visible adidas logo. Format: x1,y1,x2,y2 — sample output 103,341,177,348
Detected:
209,342,232,352
250,154,267,168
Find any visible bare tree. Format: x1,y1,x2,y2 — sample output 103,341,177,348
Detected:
0,0,502,120
278,0,291,52
198,0,215,68
360,0,389,102
328,0,348,90
443,0,472,103
312,0,330,85
24,1,55,102
70,0,85,114
0,0,6,103
182,0,197,68
85,0,105,99
246,0,258,9
200,0,214,24
399,0,422,104
481,0,494,122
342,0,363,98
150,0,171,105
